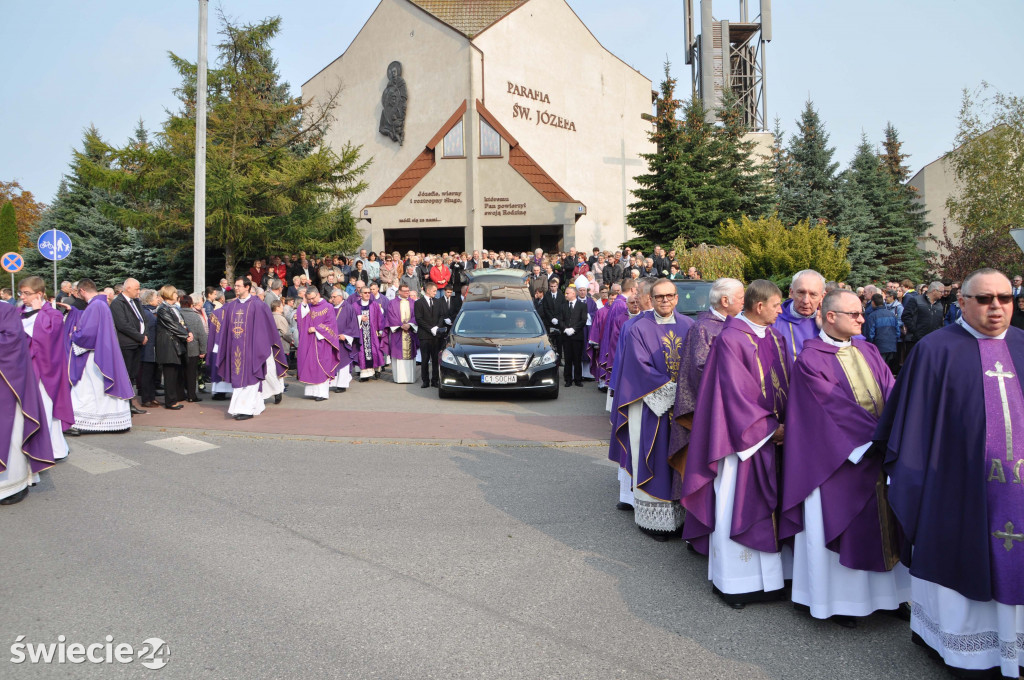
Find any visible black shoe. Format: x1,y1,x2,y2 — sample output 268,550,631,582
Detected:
359,377,369,382
314,396,327,402
212,393,228,401
64,427,81,437
233,413,253,421
564,382,572,387
187,397,203,403
430,381,439,388
337,387,346,393
421,383,430,389
374,372,381,380
831,615,857,629
0,487,29,505
886,602,911,621
574,381,583,387
598,386,608,393
274,393,282,404
615,501,633,511
130,404,147,415
164,404,184,410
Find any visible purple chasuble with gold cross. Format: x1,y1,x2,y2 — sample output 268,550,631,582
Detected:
878,324,1024,605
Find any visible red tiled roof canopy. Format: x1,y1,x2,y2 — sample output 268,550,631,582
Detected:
408,0,529,38
508,146,574,203
368,149,436,207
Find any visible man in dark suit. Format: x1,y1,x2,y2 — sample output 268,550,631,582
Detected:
560,285,588,386
540,278,564,362
110,277,148,415
438,285,461,336
414,281,445,387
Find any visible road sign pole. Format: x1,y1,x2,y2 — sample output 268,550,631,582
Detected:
52,226,57,300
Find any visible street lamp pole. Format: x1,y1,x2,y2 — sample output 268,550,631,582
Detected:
193,0,208,295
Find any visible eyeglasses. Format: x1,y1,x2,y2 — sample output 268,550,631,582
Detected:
832,310,865,319
963,294,1013,305
652,293,678,302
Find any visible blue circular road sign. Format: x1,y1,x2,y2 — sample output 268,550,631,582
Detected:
37,230,72,261
1,252,23,273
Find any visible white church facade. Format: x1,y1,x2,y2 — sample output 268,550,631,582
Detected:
302,0,655,254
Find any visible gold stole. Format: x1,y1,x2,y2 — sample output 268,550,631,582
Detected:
835,345,899,569
400,299,412,360
835,347,883,418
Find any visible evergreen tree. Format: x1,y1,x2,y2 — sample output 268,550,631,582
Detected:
626,63,769,250
833,149,884,286
0,202,16,255
877,123,930,281
83,15,369,282
714,89,773,221
21,127,174,289
625,61,686,251
776,100,838,227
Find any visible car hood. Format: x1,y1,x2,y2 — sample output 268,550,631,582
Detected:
451,335,546,349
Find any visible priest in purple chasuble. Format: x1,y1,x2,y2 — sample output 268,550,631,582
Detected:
386,286,418,384
772,269,825,358
599,284,632,411
330,289,359,393
588,299,610,389
65,279,134,433
206,305,233,398
0,301,55,505
296,288,341,401
216,278,286,421
681,280,793,608
19,276,74,460
353,287,386,381
607,286,650,510
875,269,1024,678
580,291,599,380
611,279,693,539
780,290,909,626
669,278,744,474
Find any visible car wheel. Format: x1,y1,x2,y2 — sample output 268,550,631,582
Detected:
545,385,559,399
438,386,453,400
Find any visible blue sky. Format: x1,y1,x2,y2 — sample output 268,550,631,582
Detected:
3,0,1021,204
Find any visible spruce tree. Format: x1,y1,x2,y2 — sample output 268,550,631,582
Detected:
776,100,838,227
625,61,686,251
878,123,930,281
0,202,16,255
714,89,772,221
21,127,174,288
84,15,369,282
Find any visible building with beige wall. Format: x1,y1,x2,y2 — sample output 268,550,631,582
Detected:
907,153,959,258
302,0,655,254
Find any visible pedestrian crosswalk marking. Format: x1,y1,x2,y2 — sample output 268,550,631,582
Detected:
145,436,219,455
66,443,139,475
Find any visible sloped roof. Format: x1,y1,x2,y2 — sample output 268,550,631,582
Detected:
408,0,530,38
368,98,578,210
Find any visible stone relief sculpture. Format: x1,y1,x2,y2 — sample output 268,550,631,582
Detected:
379,61,408,145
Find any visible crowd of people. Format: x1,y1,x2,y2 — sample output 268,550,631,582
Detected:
2,244,1022,678
595,267,1023,679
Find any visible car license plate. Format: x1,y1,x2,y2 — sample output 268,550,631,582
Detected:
482,374,517,385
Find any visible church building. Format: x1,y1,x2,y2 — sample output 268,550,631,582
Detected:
302,0,655,254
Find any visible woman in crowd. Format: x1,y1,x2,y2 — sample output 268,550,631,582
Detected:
179,295,208,403
155,285,191,410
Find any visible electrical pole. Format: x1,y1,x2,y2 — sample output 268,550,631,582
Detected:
193,0,208,295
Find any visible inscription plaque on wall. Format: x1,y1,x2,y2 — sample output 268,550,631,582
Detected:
507,82,577,132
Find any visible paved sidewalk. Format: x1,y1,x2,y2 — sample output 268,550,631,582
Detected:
136,375,612,443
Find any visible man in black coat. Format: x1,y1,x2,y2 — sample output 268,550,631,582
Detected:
540,278,564,362
560,285,588,386
110,277,148,415
438,285,461,336
414,281,445,388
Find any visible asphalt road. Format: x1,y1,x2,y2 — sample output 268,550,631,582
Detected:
1,381,954,679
